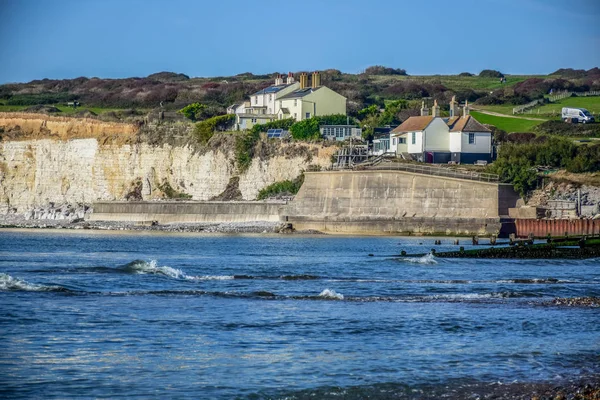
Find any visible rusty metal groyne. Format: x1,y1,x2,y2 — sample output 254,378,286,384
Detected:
515,219,600,238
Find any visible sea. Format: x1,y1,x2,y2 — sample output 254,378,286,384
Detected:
0,230,598,399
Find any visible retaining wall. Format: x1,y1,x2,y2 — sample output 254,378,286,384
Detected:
89,201,284,223
283,170,520,235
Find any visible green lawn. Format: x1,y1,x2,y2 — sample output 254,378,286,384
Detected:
472,104,519,115
530,96,600,117
475,96,600,117
471,111,544,133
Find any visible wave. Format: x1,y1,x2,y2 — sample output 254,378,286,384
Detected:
400,252,438,265
318,288,344,300
118,260,190,279
0,273,70,292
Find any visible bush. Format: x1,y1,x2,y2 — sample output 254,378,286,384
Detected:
289,114,350,141
194,114,235,144
458,72,474,77
534,121,600,137
490,156,538,196
157,180,192,199
475,95,505,105
235,130,260,172
5,93,78,105
364,66,407,76
479,69,504,78
567,144,600,173
250,118,295,135
256,174,305,200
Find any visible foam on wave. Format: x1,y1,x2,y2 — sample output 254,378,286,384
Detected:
0,273,68,292
318,288,344,300
401,252,438,265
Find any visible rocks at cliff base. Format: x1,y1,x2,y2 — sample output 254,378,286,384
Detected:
24,203,91,221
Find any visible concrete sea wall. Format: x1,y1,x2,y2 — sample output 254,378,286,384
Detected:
283,170,520,235
90,201,284,223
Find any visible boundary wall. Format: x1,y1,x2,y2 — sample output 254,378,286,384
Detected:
89,201,284,223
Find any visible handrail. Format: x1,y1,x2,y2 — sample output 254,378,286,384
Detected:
333,162,499,182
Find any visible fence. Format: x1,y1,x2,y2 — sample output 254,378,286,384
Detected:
333,161,500,183
513,90,600,115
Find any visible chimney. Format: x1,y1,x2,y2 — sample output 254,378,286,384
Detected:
286,72,294,85
274,74,283,86
449,95,459,117
300,72,308,89
312,71,321,88
431,99,440,117
420,100,429,116
463,100,470,118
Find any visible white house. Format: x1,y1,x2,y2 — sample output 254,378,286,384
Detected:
233,73,300,130
389,97,492,164
233,71,347,130
277,73,346,121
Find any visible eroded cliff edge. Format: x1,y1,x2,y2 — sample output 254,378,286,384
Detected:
0,113,334,215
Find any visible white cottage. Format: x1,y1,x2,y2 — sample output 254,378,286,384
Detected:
389,98,492,164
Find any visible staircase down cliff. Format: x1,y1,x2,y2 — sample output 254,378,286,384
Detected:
0,113,335,215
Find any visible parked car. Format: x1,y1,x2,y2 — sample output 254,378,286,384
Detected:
562,107,595,123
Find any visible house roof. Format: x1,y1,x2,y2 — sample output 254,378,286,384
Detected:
253,84,294,96
280,108,290,114
391,116,434,133
278,87,322,100
447,115,492,132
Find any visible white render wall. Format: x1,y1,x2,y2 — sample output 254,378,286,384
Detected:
407,131,424,154
423,118,450,152
449,131,492,154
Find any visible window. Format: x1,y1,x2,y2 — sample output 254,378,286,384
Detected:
294,99,297,106
269,94,272,101
252,118,257,123
392,138,397,145
411,132,416,145
306,112,311,119
294,113,297,119
468,133,475,144
399,138,406,144
254,96,257,104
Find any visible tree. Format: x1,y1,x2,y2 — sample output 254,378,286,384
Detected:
178,103,206,121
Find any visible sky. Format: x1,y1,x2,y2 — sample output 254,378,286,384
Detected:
0,0,599,83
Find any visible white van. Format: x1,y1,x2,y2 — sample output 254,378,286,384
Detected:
562,107,595,123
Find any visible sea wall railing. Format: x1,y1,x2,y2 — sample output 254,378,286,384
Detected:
333,161,500,183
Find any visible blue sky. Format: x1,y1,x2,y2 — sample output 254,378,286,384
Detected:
0,0,598,83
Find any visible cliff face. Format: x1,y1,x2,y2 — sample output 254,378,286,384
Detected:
0,113,334,214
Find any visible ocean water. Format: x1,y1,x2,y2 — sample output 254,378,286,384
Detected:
0,230,598,399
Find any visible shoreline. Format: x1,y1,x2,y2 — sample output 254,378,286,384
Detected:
0,218,323,235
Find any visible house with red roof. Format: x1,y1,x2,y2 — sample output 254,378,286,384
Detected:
390,97,492,164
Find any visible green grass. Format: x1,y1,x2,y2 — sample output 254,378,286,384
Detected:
472,104,519,115
471,111,544,133
475,96,600,117
0,104,148,116
0,105,29,112
531,96,600,117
